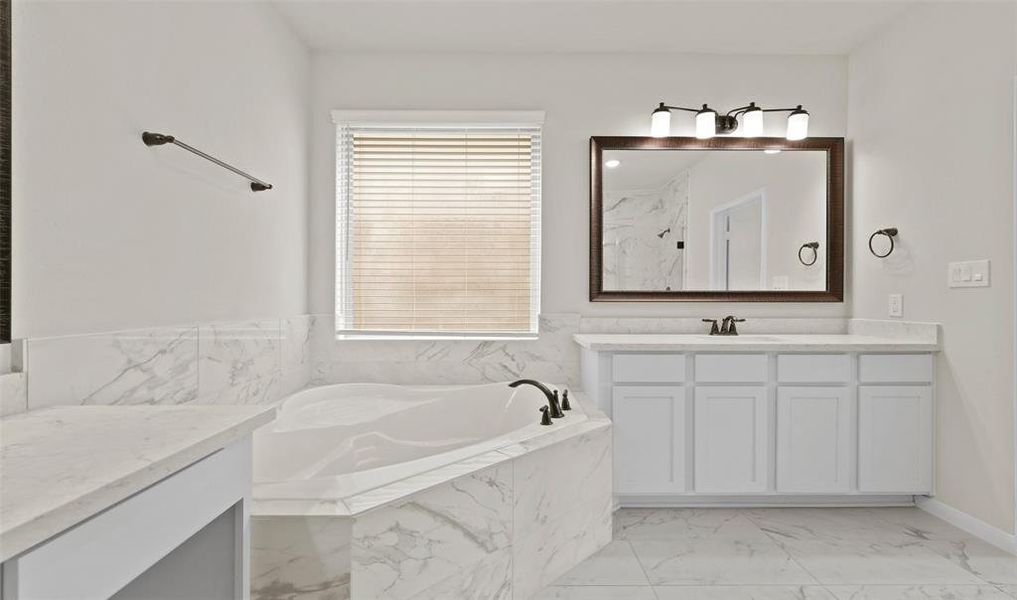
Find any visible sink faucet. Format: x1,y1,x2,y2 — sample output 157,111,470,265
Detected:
509,379,565,419
702,318,721,335
720,316,746,336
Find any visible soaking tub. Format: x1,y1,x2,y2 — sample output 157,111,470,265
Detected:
250,381,612,600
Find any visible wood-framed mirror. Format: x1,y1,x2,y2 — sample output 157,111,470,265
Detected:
590,136,844,302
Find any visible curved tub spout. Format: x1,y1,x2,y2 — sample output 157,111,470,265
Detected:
509,379,564,418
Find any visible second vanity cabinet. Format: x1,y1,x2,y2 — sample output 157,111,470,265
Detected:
581,345,936,503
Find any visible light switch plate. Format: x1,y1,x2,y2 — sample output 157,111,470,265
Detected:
949,259,990,288
888,294,903,318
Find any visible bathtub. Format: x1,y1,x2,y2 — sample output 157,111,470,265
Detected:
250,381,612,600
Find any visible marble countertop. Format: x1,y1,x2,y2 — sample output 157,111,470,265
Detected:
0,405,276,562
573,333,940,352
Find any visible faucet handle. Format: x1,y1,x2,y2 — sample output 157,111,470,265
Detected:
561,389,571,411
702,318,720,335
539,406,553,426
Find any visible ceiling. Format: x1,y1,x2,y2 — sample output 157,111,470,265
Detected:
272,0,915,55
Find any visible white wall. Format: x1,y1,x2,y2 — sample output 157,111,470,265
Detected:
13,1,310,338
309,52,849,318
848,2,1017,532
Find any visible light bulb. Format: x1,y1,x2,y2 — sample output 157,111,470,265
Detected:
741,104,764,137
650,104,671,138
696,105,716,139
786,106,809,141
605,159,620,168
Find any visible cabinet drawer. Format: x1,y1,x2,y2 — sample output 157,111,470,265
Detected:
612,353,685,383
778,354,851,383
695,354,767,383
859,354,933,383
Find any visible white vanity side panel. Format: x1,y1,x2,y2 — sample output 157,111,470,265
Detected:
612,353,686,383
581,347,612,416
859,354,933,383
694,386,768,493
4,439,251,600
776,387,854,493
858,386,933,493
695,354,768,383
777,354,851,383
613,386,686,494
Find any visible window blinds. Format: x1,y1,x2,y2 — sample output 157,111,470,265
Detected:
336,125,541,335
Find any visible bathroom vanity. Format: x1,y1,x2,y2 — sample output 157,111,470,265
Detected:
0,405,274,600
576,332,939,506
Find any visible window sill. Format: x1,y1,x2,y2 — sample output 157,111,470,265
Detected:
334,333,539,342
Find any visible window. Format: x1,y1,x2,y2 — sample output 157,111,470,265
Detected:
334,111,543,337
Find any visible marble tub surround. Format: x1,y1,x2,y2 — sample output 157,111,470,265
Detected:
17,314,313,411
251,516,352,600
0,404,275,562
0,371,27,416
310,313,581,388
535,507,1017,599
251,390,612,600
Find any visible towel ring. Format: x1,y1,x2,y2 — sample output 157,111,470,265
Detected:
798,242,820,266
868,227,899,258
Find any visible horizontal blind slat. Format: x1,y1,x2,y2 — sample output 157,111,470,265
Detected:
337,125,540,335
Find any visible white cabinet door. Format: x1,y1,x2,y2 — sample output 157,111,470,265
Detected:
612,386,686,494
694,386,768,493
776,387,853,493
858,386,933,493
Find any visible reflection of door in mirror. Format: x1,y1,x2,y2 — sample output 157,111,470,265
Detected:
711,191,766,291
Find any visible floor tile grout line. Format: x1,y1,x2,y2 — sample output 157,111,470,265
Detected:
742,509,826,587
624,537,660,596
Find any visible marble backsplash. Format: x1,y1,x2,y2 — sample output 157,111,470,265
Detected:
309,313,583,388
11,315,312,413
4,314,933,416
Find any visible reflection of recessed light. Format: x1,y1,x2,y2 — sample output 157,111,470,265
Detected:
764,149,781,154
605,159,621,168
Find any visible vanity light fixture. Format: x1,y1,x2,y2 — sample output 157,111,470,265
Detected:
649,101,810,140
604,159,621,168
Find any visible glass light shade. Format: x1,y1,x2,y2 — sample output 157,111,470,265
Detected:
741,106,764,137
695,107,716,139
650,108,671,137
786,107,809,140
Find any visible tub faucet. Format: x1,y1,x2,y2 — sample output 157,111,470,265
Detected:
509,379,565,419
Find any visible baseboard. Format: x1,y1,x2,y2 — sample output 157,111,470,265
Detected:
617,494,916,508
917,496,1017,555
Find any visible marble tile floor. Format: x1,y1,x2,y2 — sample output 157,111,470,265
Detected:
534,507,1017,599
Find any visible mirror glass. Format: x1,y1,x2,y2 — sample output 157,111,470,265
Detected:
601,149,827,293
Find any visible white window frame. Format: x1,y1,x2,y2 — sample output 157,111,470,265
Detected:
332,110,544,340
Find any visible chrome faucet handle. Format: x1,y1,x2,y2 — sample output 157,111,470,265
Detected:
702,318,720,335
561,389,571,411
539,406,553,426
